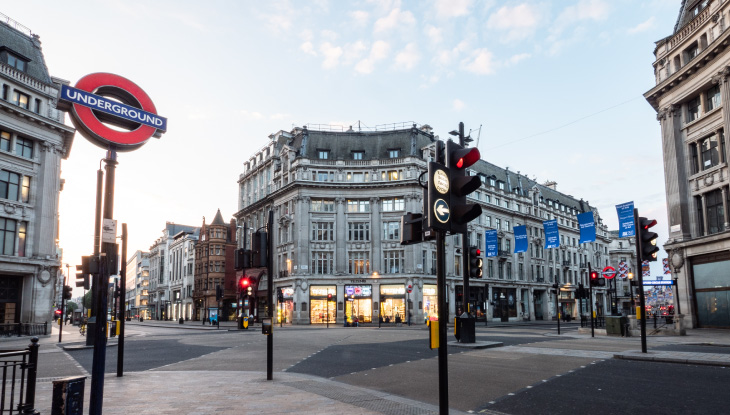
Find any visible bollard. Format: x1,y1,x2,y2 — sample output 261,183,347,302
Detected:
21,337,39,415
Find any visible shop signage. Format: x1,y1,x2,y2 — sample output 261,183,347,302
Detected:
58,73,167,151
349,279,366,283
380,285,405,295
345,285,372,297
423,286,437,296
310,286,335,296
282,287,294,298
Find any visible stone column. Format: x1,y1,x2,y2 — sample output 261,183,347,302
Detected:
658,105,692,240
701,193,708,236
370,197,381,272
722,186,730,230
335,197,346,274
295,196,310,275
715,67,730,165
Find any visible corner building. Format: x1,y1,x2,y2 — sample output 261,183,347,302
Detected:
645,0,730,329
236,124,616,325
0,16,74,324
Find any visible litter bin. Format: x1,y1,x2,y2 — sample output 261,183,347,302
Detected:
52,376,85,415
454,313,475,343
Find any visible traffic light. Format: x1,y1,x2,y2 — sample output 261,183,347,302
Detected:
638,217,659,262
216,285,223,301
235,248,251,270
427,157,451,233
75,255,98,290
63,285,73,300
446,140,482,234
469,247,483,278
239,277,250,292
327,293,333,301
276,288,284,303
252,231,268,268
590,270,599,287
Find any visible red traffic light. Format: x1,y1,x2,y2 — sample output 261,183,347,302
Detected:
239,277,250,290
590,271,599,279
54,309,62,315
641,218,657,230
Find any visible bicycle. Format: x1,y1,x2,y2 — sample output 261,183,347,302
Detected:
79,322,86,336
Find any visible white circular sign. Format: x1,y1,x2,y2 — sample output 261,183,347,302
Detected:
434,169,449,194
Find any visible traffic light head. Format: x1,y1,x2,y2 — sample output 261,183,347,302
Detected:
63,285,73,300
252,231,268,268
445,140,483,234
327,293,333,301
638,217,659,262
469,247,483,278
235,248,251,270
589,271,599,287
239,277,250,291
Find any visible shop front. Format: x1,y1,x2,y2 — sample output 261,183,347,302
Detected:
346,284,372,323
379,284,404,323
558,289,575,320
455,285,488,320
310,285,336,324
691,254,730,328
492,287,516,322
423,284,437,323
279,287,294,324
0,276,20,324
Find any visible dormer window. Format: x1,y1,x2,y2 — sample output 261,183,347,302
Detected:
489,178,496,186
318,150,330,160
2,50,28,72
498,182,504,190
352,151,364,160
388,149,400,158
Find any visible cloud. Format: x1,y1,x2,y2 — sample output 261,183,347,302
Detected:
554,0,610,33
300,41,317,56
355,40,391,74
240,110,264,120
433,40,471,66
434,0,472,18
425,25,443,44
394,43,421,70
461,48,495,75
505,53,531,66
320,42,343,69
320,29,339,41
343,41,369,64
487,3,542,41
628,17,655,34
452,98,466,111
349,10,369,26
374,8,416,33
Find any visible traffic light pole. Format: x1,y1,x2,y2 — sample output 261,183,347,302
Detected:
87,166,104,347
90,148,117,415
117,223,127,377
436,229,449,415
267,210,274,381
458,123,471,321
58,274,66,343
588,262,595,338
633,208,648,353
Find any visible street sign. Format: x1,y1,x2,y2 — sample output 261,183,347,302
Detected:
434,199,450,224
102,219,117,244
602,266,616,279
433,169,449,194
643,280,675,286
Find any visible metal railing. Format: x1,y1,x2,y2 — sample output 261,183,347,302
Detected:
0,324,47,338
580,315,605,328
0,337,39,414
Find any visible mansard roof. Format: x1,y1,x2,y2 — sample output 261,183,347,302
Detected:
290,125,435,161
674,0,709,34
0,19,52,84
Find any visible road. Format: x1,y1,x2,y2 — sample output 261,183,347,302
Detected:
9,321,730,414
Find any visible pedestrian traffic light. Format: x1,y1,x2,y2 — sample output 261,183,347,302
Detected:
235,248,251,270
446,140,482,234
468,247,483,278
638,217,659,262
63,285,73,300
252,231,268,268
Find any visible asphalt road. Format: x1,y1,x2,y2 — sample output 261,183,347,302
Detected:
24,322,730,414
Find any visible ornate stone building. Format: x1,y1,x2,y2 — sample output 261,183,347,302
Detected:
645,0,730,328
192,210,237,322
0,15,74,324
235,123,615,325
148,222,197,320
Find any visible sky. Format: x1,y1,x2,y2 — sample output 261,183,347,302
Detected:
2,0,681,293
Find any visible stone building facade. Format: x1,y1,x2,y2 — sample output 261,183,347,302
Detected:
0,15,74,324
645,0,730,328
148,222,197,320
124,250,149,319
235,124,616,325
168,227,199,320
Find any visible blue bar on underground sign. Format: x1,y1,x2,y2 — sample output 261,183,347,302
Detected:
61,84,167,132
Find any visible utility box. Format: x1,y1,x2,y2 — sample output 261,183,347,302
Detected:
605,316,627,335
52,376,85,415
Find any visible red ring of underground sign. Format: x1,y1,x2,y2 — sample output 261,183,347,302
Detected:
72,73,158,148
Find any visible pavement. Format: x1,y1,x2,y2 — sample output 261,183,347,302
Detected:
3,319,729,414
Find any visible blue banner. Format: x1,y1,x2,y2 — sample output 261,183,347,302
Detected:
616,201,635,238
577,211,596,244
513,225,527,253
485,230,498,257
543,219,559,249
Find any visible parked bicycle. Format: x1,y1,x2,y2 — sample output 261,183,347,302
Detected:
79,322,86,336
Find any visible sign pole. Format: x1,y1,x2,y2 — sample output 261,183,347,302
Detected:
117,223,127,377
436,229,449,415
267,210,274,380
588,262,594,338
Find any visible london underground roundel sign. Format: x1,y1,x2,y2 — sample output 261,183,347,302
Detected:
58,73,167,152
602,266,617,279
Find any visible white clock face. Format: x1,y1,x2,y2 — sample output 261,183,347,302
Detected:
434,169,449,194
